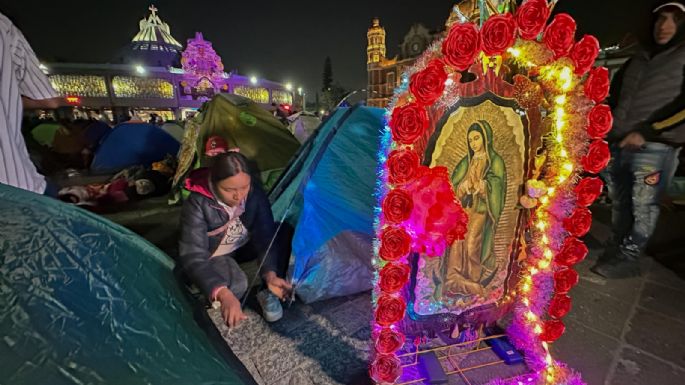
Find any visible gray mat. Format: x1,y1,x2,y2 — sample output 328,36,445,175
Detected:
209,292,373,385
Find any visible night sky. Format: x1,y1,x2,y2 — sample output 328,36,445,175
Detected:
0,0,659,96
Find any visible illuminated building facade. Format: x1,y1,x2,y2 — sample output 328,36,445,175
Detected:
44,5,293,122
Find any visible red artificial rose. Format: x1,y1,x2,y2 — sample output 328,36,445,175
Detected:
570,34,600,75
582,140,610,174
410,59,448,105
540,319,566,343
379,226,412,262
376,327,406,354
516,0,550,40
574,177,604,207
554,268,579,294
375,294,407,326
584,66,610,103
442,22,481,71
563,207,593,238
379,263,411,293
481,13,517,56
543,13,577,58
555,236,589,267
586,104,613,139
548,294,572,319
387,149,421,185
370,354,402,383
390,103,429,145
382,188,413,224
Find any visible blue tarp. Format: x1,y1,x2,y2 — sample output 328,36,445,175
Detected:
91,123,180,173
270,106,385,303
0,183,250,385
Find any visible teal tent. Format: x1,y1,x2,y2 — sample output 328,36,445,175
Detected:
0,183,254,385
270,106,385,303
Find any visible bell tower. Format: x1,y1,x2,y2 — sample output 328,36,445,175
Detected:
367,18,386,65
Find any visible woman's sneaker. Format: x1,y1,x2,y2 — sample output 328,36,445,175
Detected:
257,290,283,322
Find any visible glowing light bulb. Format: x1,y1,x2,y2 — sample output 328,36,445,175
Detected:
546,354,554,365
563,163,574,172
540,196,549,205
534,324,543,334
530,267,539,275
539,260,551,269
507,47,521,57
541,235,549,244
561,149,568,158
536,221,547,231
444,77,454,86
554,95,566,105
522,283,531,293
543,249,553,259
526,311,537,321
556,134,564,143
547,187,556,195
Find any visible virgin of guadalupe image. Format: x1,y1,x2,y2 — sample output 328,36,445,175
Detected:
444,120,506,298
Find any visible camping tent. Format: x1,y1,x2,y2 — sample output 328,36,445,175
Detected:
0,183,255,385
173,94,300,191
286,112,321,143
91,122,180,173
269,105,385,303
30,122,61,147
162,121,185,142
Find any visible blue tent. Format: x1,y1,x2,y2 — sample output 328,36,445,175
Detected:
91,123,180,173
0,183,254,385
269,106,385,303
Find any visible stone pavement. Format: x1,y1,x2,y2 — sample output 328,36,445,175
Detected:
102,200,685,385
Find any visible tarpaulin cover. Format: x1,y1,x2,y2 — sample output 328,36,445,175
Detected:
91,123,180,173
269,106,385,303
0,183,249,385
172,94,300,192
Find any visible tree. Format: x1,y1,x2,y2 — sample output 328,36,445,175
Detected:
322,56,333,92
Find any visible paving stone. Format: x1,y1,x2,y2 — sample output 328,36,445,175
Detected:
566,284,633,339
610,347,685,385
269,366,315,385
552,318,619,385
326,303,371,336
269,304,311,335
645,261,685,292
624,308,685,368
578,262,646,304
638,282,685,321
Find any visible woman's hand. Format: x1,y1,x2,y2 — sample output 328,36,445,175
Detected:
264,272,293,301
216,287,247,328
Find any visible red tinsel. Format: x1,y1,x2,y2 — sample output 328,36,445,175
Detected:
554,268,580,294
540,319,566,342
548,294,572,319
563,207,593,237
555,236,589,267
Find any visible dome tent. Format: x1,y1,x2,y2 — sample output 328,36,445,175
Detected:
270,105,385,303
0,183,255,384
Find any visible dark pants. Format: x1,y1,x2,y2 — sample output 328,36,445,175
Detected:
603,142,681,261
209,232,290,299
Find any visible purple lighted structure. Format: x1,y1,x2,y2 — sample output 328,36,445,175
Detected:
179,32,230,101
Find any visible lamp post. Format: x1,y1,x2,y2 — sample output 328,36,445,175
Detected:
297,87,305,112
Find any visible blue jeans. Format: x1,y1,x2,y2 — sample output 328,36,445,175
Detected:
603,142,681,260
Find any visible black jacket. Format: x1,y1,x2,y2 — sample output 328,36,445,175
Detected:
178,168,279,298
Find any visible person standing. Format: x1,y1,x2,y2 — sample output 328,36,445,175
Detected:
592,2,685,278
1,12,63,195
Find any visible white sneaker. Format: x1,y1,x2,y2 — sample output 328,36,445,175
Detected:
256,290,283,322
